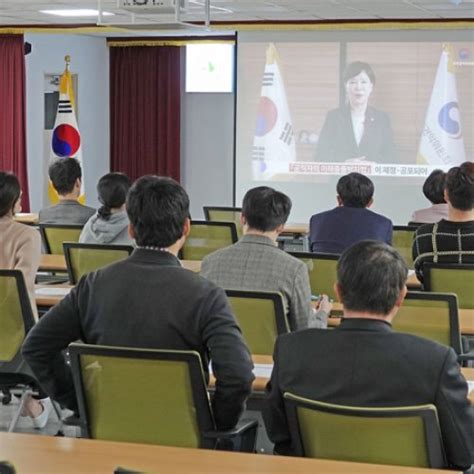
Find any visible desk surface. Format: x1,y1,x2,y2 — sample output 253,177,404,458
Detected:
39,255,201,273
0,432,459,474
281,223,309,235
13,212,39,225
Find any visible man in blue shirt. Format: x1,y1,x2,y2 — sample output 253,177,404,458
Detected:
309,172,392,254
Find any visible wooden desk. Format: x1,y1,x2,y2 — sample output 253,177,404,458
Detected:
13,212,39,225
38,255,201,274
39,254,67,272
407,272,421,289
281,223,309,235
181,259,201,273
0,432,459,474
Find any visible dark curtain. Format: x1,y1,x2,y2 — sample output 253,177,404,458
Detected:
0,35,29,211
110,46,182,182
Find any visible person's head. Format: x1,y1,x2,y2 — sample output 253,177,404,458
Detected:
444,162,474,211
336,240,408,318
241,186,292,233
0,172,21,217
336,172,374,208
48,158,82,197
422,169,446,205
343,61,375,110
97,172,132,220
126,175,190,248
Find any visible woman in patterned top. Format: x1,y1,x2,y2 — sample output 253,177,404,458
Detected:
412,161,474,283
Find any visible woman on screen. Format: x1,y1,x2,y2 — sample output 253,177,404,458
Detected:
315,61,396,163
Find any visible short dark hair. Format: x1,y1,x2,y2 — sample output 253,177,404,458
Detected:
242,186,291,232
126,175,190,247
0,172,21,218
343,61,376,85
337,173,374,208
48,158,82,195
422,169,446,205
337,240,407,316
97,172,132,220
445,161,474,211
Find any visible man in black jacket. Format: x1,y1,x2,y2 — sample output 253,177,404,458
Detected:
263,240,473,470
23,176,254,430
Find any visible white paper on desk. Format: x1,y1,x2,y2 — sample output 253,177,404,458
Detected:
467,381,474,393
35,287,71,296
253,364,273,378
408,269,415,276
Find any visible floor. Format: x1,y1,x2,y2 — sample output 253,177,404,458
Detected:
0,396,77,437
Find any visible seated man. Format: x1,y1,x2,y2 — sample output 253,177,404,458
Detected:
263,240,473,469
309,172,392,254
39,157,95,224
23,176,254,430
413,161,474,283
201,186,329,331
411,169,448,224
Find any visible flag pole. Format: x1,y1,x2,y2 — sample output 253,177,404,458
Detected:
65,55,71,72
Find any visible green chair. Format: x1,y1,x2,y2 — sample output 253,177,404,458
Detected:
181,221,238,261
283,392,446,468
392,225,418,269
69,343,257,450
0,270,62,432
423,263,474,309
63,243,133,284
39,224,83,255
289,252,339,301
393,291,462,352
203,206,243,239
225,290,289,355
394,291,473,365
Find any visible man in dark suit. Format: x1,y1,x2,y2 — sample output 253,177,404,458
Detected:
23,176,254,430
263,241,473,470
309,172,392,254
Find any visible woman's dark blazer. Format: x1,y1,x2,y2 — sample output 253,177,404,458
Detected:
315,105,397,163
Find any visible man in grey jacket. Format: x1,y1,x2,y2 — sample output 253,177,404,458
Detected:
39,158,95,225
201,186,330,331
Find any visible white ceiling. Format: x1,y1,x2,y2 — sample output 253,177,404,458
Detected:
0,0,473,26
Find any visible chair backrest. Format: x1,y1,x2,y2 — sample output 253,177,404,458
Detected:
63,243,134,284
392,225,418,269
289,252,339,300
39,224,83,255
393,291,461,353
0,270,35,364
424,263,474,309
284,393,446,469
181,221,238,261
203,206,243,239
69,343,216,448
225,290,289,355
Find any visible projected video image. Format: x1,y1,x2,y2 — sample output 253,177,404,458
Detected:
237,40,474,182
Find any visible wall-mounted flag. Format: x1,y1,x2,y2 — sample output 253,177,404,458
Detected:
49,55,85,203
417,44,466,166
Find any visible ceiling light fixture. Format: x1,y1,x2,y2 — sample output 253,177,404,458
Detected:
40,9,114,17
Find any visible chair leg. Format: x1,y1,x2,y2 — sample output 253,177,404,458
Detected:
8,390,30,432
